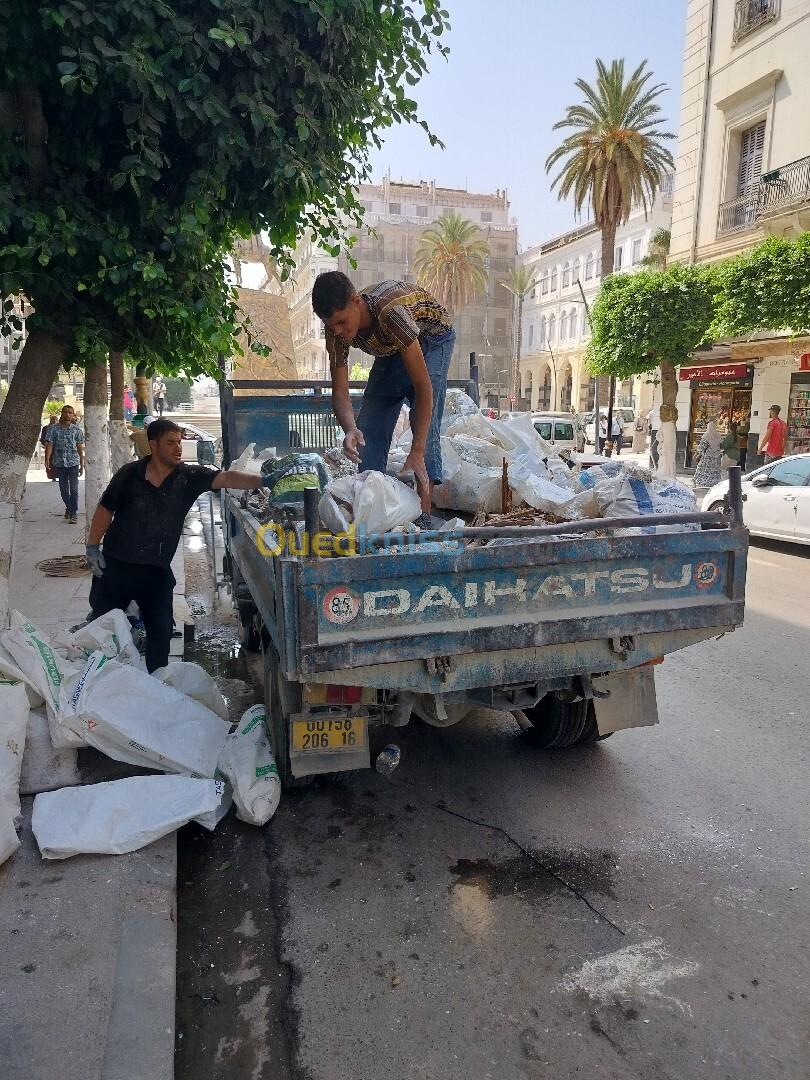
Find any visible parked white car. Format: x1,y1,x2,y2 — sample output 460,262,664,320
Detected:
526,412,578,451
178,422,218,463
701,453,810,545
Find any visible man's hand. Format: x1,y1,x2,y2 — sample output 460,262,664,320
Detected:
78,463,84,477
343,427,366,465
86,543,106,578
400,447,430,507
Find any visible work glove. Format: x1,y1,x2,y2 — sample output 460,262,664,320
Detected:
86,544,106,578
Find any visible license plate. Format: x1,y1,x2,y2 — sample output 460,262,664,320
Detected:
291,716,367,753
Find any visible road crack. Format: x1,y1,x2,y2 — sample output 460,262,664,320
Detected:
398,780,626,937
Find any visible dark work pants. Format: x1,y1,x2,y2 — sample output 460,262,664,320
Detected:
89,554,175,672
54,465,79,515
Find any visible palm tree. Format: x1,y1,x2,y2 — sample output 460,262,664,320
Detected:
500,266,537,405
546,57,674,451
413,212,489,314
641,227,671,270
546,58,675,278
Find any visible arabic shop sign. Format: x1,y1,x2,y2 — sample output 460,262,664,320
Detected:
679,363,750,382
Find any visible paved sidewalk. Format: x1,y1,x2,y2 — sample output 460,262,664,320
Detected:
0,471,177,1080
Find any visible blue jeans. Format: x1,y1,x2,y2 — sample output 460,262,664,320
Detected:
54,465,79,515
357,329,456,483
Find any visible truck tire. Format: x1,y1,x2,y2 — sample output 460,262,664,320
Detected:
238,607,261,652
263,645,313,790
520,695,610,749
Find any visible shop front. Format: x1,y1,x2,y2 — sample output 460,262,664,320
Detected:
680,363,753,467
786,359,810,456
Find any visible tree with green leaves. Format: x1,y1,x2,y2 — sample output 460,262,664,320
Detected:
499,266,537,405
413,212,489,313
546,57,674,448
0,0,449,621
641,228,671,270
587,263,718,477
711,233,810,339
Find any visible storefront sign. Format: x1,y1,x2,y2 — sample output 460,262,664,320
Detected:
800,353,810,371
679,363,749,381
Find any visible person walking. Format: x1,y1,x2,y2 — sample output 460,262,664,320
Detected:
85,418,268,672
648,403,661,471
312,271,456,516
123,384,135,421
693,420,723,488
610,412,623,455
39,414,58,476
153,376,167,417
720,421,740,470
758,404,787,464
737,414,750,472
44,405,85,523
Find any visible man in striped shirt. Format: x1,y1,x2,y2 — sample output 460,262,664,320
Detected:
313,272,456,513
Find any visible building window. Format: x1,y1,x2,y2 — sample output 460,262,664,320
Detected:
388,202,401,215
614,246,623,271
550,267,558,292
530,286,536,299
737,119,766,195
585,253,594,281
481,210,493,223
528,324,534,348
632,239,642,265
539,315,546,344
572,258,581,285
416,205,428,217
494,317,507,345
541,271,549,296
560,315,567,342
596,254,602,277
569,310,577,339
547,313,556,344
561,262,571,288
733,0,779,45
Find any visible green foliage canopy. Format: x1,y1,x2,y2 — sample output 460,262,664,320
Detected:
0,1,450,373
587,233,810,378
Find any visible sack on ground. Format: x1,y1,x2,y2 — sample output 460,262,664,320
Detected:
0,810,19,866
59,652,229,777
153,661,229,720
219,704,281,827
0,680,29,825
32,775,221,858
602,476,697,532
52,608,141,667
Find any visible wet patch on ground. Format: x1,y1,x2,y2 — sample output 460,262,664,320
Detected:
449,846,617,902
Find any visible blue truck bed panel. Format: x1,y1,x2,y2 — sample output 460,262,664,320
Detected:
226,498,747,684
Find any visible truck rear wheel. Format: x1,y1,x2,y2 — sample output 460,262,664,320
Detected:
520,695,609,749
263,645,313,791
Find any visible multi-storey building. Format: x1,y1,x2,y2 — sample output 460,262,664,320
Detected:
517,181,673,415
669,0,810,464
277,178,518,389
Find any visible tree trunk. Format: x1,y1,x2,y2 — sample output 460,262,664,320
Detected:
599,219,618,457
0,327,71,625
83,361,110,536
108,350,131,474
511,295,523,406
657,359,679,479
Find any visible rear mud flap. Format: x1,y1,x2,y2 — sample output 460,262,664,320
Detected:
592,667,659,735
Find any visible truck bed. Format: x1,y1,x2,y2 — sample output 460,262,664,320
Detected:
225,497,747,692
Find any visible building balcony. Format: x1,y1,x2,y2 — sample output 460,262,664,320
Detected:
717,154,810,237
733,0,779,45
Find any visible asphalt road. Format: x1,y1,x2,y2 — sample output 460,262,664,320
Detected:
176,536,810,1080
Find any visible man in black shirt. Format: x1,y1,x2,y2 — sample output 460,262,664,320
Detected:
85,418,261,671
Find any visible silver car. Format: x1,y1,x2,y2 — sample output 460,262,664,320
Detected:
701,453,810,545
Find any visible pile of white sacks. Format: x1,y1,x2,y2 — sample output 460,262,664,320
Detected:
386,390,697,529
0,609,280,865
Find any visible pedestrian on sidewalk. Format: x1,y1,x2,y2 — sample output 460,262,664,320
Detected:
737,415,750,472
44,405,84,523
720,421,740,471
123,383,134,421
153,376,167,417
85,418,270,671
758,404,787,464
610,412,623,455
39,414,58,477
693,420,723,487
